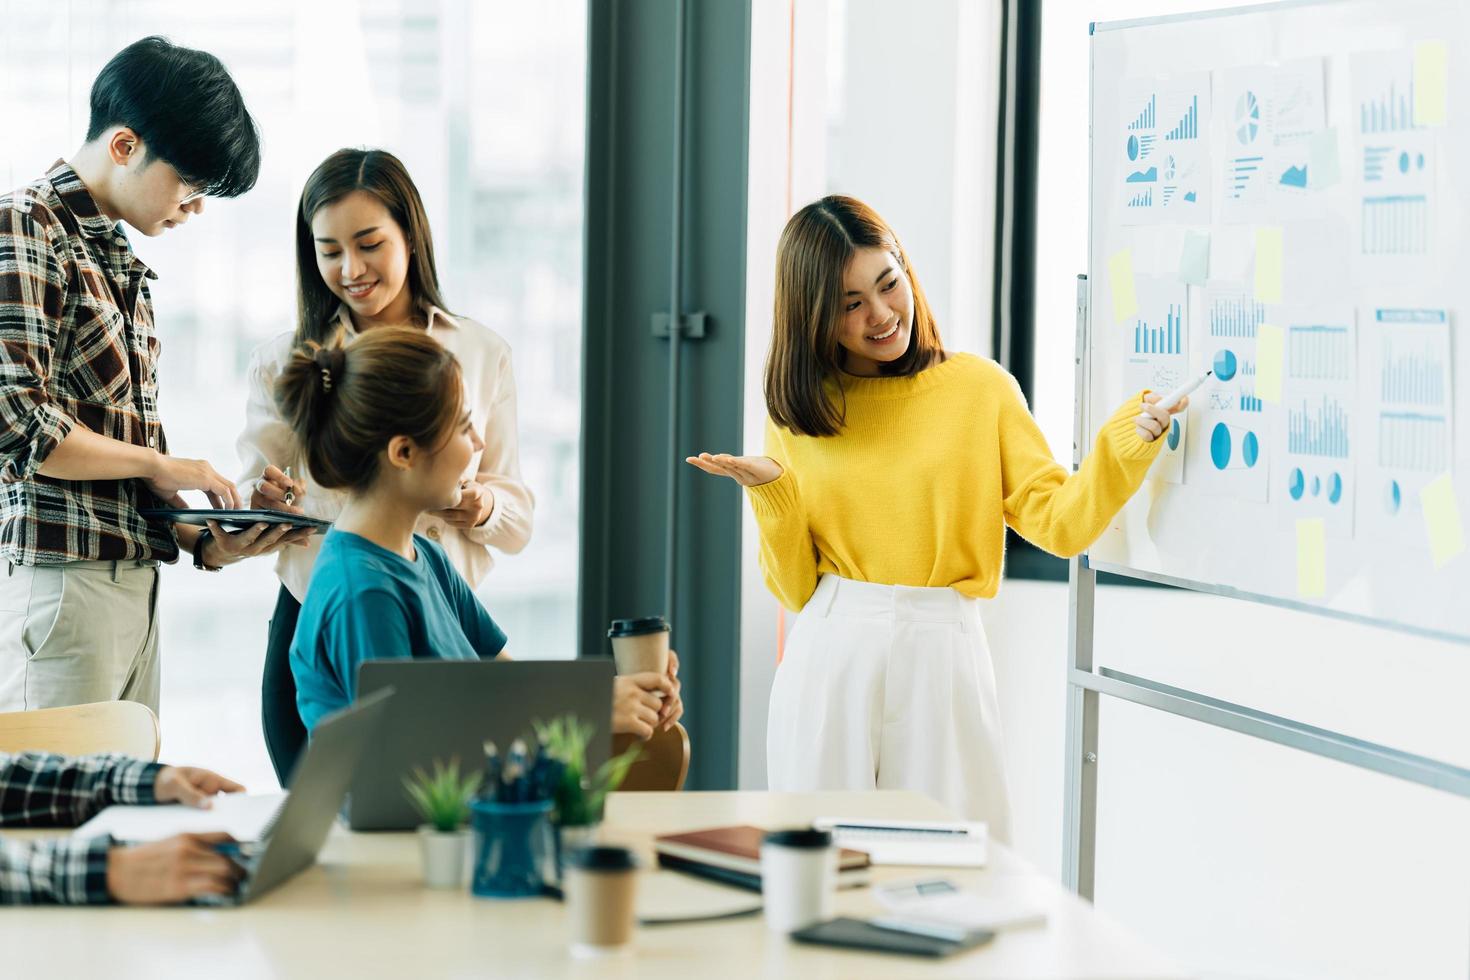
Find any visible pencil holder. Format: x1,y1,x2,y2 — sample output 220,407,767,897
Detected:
470,798,556,899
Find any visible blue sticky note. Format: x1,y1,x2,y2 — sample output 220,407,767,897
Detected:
1179,231,1210,285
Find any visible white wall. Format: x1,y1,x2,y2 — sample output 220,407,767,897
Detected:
985,578,1470,979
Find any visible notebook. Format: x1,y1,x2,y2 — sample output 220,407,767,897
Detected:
654,824,871,892
74,791,288,843
812,817,988,867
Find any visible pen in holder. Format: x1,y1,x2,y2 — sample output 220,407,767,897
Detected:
470,797,556,899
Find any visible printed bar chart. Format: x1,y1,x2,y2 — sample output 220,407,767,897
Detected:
1288,325,1351,381
1239,392,1264,412
1227,156,1264,198
1362,195,1428,255
1378,412,1449,471
1359,80,1413,133
1130,94,1156,130
1134,304,1183,354
1166,96,1199,139
1209,295,1265,337
1381,339,1447,404
1127,188,1154,208
1363,145,1392,182
1288,396,1350,458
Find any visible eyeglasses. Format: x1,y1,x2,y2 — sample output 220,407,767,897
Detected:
168,163,206,206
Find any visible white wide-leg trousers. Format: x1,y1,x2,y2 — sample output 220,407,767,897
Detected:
767,574,1013,842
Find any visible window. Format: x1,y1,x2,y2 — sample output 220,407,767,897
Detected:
0,0,586,790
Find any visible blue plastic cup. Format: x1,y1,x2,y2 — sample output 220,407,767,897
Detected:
470,798,555,898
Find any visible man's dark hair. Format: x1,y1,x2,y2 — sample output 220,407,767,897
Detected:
86,35,260,199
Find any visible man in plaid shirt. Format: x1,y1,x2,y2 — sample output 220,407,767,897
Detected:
0,750,245,904
0,37,312,713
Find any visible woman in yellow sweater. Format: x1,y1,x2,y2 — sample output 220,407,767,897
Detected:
687,196,1184,837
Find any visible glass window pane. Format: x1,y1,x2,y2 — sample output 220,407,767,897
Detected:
0,0,586,790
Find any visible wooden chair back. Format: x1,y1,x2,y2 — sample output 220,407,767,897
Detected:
612,721,690,792
0,700,161,761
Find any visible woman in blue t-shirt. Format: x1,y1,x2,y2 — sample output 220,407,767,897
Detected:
276,326,682,735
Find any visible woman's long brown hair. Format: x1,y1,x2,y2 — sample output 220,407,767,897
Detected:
765,195,945,437
294,148,452,346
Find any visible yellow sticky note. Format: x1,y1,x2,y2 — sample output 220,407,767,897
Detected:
1253,227,1284,304
1108,249,1138,324
1296,519,1326,598
1414,41,1449,127
1255,323,1284,403
1420,474,1465,568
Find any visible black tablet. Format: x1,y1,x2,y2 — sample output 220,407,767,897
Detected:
139,508,332,534
790,917,993,958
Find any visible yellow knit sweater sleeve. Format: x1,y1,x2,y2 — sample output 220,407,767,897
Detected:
744,419,820,611
998,375,1163,558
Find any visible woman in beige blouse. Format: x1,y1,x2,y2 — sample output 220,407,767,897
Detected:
236,148,535,781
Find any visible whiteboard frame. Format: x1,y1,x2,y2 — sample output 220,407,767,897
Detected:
1063,0,1470,900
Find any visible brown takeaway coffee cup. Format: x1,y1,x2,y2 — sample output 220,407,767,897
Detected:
607,616,670,676
565,845,639,957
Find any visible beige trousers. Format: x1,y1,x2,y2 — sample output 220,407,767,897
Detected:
0,559,161,713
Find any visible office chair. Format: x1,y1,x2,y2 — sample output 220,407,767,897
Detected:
612,721,690,792
0,700,160,760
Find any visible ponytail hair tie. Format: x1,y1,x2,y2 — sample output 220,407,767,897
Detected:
313,346,347,393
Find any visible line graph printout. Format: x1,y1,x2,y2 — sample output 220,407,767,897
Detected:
1359,306,1454,542
1279,306,1357,537
1190,281,1270,501
1117,74,1213,225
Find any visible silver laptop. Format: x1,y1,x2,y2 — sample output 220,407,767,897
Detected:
349,659,614,831
197,688,394,905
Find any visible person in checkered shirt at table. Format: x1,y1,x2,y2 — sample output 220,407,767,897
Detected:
0,36,309,714
0,750,245,904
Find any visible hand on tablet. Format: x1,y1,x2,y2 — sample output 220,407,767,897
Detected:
144,455,241,509
203,520,314,565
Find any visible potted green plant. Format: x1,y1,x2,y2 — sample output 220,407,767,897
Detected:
403,757,482,889
533,715,641,860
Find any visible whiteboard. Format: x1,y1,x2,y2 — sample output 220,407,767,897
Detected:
1086,0,1470,642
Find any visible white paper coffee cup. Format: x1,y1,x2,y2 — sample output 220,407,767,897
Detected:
760,828,836,934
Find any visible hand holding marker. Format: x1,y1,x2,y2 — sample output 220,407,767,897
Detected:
1136,369,1211,443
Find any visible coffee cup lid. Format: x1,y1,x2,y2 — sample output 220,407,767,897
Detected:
607,616,670,638
566,845,638,871
762,828,833,850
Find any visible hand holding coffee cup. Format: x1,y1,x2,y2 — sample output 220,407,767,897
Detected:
611,674,670,739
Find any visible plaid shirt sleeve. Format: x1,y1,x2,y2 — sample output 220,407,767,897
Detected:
0,207,76,483
0,752,162,905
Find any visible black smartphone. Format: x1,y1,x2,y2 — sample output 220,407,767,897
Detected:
790,917,995,958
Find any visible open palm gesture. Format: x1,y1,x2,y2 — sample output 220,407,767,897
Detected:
685,452,784,487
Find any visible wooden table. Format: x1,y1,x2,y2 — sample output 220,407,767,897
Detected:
6,790,1185,978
